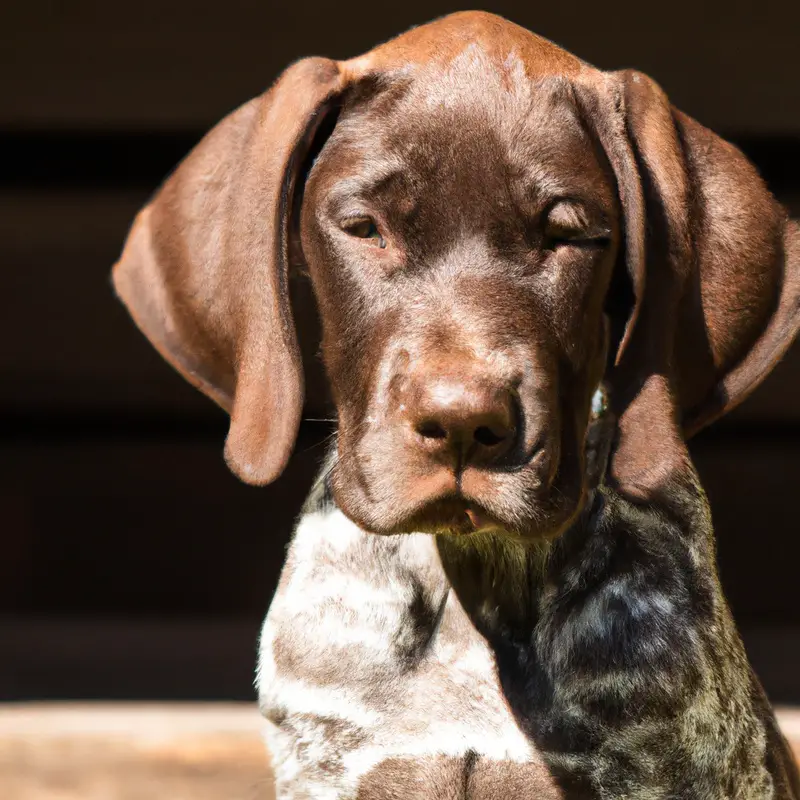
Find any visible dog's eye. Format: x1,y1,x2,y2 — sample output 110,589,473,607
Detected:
543,228,611,251
543,201,611,251
343,218,386,248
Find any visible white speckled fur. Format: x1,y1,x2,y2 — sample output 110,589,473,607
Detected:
258,506,541,798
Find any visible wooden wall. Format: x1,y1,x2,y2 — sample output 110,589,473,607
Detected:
1,0,799,702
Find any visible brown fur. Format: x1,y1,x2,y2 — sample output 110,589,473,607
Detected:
356,754,564,799
113,11,799,521
112,11,800,798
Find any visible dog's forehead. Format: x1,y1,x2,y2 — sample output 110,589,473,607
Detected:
344,11,584,82
322,14,598,199
309,13,612,218
321,67,604,210
391,43,579,127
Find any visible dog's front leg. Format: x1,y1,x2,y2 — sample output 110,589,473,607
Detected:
256,494,456,799
533,471,791,799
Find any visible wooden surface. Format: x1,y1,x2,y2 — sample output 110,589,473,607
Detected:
4,1,799,132
0,704,272,800
2,7,799,706
0,704,798,800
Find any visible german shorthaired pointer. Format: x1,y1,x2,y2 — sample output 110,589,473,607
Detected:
113,12,800,798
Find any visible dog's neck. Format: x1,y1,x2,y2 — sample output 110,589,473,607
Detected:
295,427,759,773
435,525,558,639
308,403,616,640
434,489,606,642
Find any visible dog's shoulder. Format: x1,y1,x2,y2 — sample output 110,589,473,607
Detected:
258,492,558,796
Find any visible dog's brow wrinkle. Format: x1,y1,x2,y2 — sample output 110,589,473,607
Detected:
326,165,405,208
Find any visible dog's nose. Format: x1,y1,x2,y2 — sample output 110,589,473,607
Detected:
407,378,517,466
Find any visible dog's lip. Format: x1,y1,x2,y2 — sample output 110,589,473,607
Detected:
464,506,494,530
399,493,500,535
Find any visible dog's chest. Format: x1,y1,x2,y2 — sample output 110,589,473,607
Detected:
258,507,554,798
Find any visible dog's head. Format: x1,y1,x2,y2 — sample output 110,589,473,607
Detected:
113,12,800,539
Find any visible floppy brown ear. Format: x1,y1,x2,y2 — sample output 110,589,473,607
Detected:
580,70,800,486
113,57,345,485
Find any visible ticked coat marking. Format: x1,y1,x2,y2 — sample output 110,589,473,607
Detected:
259,492,543,798
109,10,800,800
257,451,798,799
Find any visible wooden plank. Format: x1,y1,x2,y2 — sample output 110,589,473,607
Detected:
0,191,330,416
0,618,263,702
0,190,797,421
0,703,796,799
3,616,797,704
0,704,272,800
691,436,800,624
0,433,325,620
2,1,799,133
0,434,799,631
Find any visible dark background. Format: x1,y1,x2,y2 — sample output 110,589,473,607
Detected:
1,1,799,702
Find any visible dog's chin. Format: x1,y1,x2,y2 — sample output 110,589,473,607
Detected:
332,478,586,541
329,437,588,539
395,496,507,537
400,495,585,540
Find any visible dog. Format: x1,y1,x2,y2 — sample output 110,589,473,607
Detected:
113,11,800,798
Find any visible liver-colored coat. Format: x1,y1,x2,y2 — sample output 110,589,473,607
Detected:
113,11,800,798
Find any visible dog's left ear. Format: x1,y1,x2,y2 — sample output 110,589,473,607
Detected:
577,70,800,483
113,58,347,486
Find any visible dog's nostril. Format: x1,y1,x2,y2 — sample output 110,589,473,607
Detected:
416,420,448,440
474,426,507,447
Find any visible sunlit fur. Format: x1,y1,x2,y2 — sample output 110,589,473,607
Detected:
259,428,799,797
110,8,800,797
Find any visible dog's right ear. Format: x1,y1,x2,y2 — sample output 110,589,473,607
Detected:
113,58,346,486
576,70,800,493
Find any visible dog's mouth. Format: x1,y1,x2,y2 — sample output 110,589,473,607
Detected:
330,451,586,538
393,494,510,536
329,389,605,539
